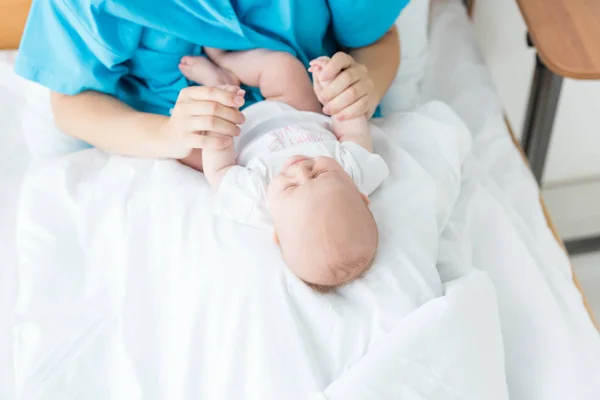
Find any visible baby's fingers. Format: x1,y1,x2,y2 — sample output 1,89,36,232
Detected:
312,68,325,102
309,56,331,69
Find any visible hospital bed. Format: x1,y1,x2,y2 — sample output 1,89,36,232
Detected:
0,0,599,399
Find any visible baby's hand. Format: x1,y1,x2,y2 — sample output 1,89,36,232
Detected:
159,84,245,159
309,52,375,120
201,85,240,189
311,57,372,151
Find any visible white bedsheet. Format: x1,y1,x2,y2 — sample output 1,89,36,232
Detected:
0,54,30,400
14,101,492,400
1,0,599,398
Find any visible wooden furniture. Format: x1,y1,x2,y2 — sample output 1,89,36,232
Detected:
0,0,31,49
517,0,600,80
514,0,600,254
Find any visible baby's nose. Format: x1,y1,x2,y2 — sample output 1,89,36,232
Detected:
293,163,312,181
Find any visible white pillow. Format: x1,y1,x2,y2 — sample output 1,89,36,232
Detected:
381,0,430,115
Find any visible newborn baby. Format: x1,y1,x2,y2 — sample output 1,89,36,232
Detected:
180,49,389,290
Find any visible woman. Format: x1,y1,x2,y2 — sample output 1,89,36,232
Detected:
15,0,407,167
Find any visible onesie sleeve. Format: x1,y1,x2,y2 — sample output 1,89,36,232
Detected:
213,166,272,229
339,142,390,196
14,0,140,97
327,0,410,48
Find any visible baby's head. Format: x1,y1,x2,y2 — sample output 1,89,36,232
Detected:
268,155,378,291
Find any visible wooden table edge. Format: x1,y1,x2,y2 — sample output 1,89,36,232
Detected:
516,0,600,80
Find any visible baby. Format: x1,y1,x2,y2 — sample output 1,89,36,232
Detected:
180,49,389,291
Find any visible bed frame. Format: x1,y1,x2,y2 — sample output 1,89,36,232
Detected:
1,0,597,328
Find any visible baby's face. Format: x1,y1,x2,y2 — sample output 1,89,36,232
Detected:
268,155,352,205
268,155,377,288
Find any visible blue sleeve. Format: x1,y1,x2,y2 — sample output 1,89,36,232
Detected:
14,0,140,97
327,0,410,48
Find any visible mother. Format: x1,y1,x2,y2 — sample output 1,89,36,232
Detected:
15,0,408,167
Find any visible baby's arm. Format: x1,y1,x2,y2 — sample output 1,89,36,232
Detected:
203,143,235,190
311,57,373,152
332,116,373,152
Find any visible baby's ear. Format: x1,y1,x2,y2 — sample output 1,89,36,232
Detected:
273,232,280,245
361,193,370,205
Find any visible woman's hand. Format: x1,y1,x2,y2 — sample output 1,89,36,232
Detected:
158,85,246,158
309,52,376,120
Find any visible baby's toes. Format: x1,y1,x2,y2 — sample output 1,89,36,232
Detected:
178,63,198,82
179,55,204,67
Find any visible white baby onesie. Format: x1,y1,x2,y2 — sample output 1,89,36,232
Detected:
213,101,389,228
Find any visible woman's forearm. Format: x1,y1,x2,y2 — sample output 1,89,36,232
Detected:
50,90,168,157
349,26,400,111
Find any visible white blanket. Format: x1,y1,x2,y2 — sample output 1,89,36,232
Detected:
13,102,509,399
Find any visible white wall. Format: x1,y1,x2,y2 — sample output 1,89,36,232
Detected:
471,0,600,184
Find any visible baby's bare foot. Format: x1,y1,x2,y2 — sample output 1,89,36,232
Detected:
179,55,240,87
203,47,228,66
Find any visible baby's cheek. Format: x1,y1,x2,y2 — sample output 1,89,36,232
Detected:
266,182,282,212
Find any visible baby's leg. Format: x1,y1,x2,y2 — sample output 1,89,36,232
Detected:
205,48,321,113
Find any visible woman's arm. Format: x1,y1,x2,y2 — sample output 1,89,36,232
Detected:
51,91,168,157
50,86,246,159
312,26,400,120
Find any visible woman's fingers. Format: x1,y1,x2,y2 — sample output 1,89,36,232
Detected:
178,85,245,108
185,115,241,137
186,132,232,150
323,82,369,116
320,66,364,103
319,52,354,83
335,96,370,121
218,84,246,97
180,101,246,124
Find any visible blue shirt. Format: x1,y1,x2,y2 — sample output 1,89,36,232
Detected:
16,0,409,116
